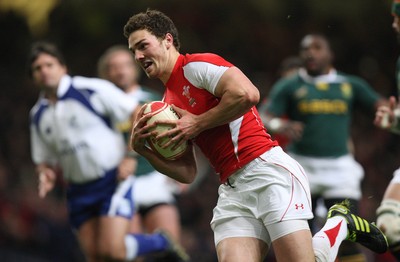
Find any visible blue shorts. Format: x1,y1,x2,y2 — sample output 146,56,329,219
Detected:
66,169,135,229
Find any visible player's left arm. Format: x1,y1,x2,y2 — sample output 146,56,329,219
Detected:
167,66,259,144
209,66,260,125
130,104,197,184
35,163,57,198
353,76,388,110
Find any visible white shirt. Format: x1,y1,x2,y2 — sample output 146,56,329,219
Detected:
30,75,138,183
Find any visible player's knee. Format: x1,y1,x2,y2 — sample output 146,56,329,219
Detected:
376,199,400,245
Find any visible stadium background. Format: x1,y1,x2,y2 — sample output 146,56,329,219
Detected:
0,0,399,261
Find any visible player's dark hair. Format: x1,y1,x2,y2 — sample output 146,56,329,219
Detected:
123,9,181,51
27,41,66,77
300,33,332,51
97,44,142,81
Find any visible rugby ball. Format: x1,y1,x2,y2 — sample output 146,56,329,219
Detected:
143,101,187,160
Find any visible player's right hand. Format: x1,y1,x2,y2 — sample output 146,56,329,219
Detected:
374,96,398,129
38,168,56,198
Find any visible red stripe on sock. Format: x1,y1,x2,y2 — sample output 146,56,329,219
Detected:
324,221,343,247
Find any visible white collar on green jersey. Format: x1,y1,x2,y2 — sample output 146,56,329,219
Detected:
299,68,338,84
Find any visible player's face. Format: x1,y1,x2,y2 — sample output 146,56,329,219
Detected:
31,53,66,91
300,36,333,76
128,29,171,82
105,50,139,91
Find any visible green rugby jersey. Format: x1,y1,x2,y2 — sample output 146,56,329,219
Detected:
265,69,380,157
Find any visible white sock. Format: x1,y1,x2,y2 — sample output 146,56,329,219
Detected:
125,235,139,261
312,216,348,262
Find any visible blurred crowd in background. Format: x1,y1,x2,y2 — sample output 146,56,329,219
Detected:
0,0,400,261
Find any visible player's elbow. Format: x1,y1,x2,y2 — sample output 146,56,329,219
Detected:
239,87,259,109
174,172,196,184
180,175,195,184
180,167,197,184
167,163,196,184
248,89,260,106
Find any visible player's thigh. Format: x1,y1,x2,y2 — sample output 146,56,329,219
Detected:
97,175,135,252
143,204,181,240
212,215,271,261
98,216,130,258
129,213,143,233
272,229,314,262
216,237,267,262
77,217,99,261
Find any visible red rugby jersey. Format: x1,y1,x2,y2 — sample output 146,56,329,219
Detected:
164,53,278,182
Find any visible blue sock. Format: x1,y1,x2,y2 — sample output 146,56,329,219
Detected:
132,233,169,256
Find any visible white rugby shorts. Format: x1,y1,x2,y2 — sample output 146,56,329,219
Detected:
133,170,177,208
288,152,364,200
211,146,313,246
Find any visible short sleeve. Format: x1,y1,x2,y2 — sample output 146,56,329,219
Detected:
183,61,229,95
74,77,138,124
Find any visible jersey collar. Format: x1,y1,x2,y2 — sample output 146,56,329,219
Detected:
299,68,338,83
57,75,72,97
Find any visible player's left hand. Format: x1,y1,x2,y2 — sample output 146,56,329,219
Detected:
38,168,56,198
156,104,200,149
